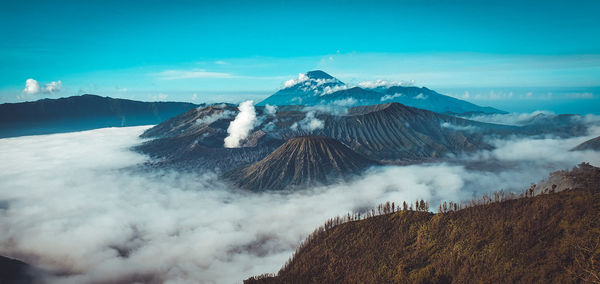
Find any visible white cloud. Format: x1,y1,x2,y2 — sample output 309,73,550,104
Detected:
566,92,594,99
301,98,357,116
463,111,556,126
264,104,278,116
214,60,228,65
467,90,517,100
332,97,357,107
358,80,408,89
44,81,62,93
0,126,598,283
282,73,309,88
302,105,346,116
440,122,478,132
281,73,343,93
290,111,324,132
195,110,236,126
224,100,257,148
156,69,234,80
321,85,349,95
151,93,168,101
486,134,600,163
313,78,338,86
21,79,62,96
414,93,428,100
22,78,41,95
380,93,403,101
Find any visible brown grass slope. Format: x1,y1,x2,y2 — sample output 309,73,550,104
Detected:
246,164,600,283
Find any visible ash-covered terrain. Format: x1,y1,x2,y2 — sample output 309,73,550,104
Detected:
136,71,595,191
225,136,376,191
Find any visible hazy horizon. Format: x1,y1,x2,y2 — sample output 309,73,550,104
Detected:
2,0,599,113
1,123,598,282
3,81,600,115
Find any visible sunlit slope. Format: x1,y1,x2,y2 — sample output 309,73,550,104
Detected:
247,164,600,283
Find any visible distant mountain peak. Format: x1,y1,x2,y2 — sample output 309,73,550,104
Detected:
258,71,505,114
279,71,344,93
306,70,335,80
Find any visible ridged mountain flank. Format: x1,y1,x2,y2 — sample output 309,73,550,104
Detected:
226,136,375,191
571,135,600,151
137,102,522,172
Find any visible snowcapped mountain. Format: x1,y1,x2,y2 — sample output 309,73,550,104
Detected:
258,70,505,115
258,70,346,106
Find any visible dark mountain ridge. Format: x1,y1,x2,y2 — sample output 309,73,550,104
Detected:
0,255,47,283
137,101,593,191
571,135,600,151
0,94,200,138
316,102,502,161
136,102,511,175
381,85,504,114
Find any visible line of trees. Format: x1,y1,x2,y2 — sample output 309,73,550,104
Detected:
260,163,600,283
282,186,540,274
323,200,430,230
300,164,600,252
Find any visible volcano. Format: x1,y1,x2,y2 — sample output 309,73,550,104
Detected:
572,136,600,151
257,70,505,115
226,136,376,191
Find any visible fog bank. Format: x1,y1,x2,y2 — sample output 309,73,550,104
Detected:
0,126,598,283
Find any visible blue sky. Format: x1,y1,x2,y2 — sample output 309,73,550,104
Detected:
1,0,599,113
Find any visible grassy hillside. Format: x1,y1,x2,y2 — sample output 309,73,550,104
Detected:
246,164,600,283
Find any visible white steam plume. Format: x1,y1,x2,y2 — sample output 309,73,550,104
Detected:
224,100,256,148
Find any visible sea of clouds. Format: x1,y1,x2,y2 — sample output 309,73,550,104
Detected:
0,120,599,283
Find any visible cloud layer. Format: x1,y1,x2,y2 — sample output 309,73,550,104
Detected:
0,124,598,283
